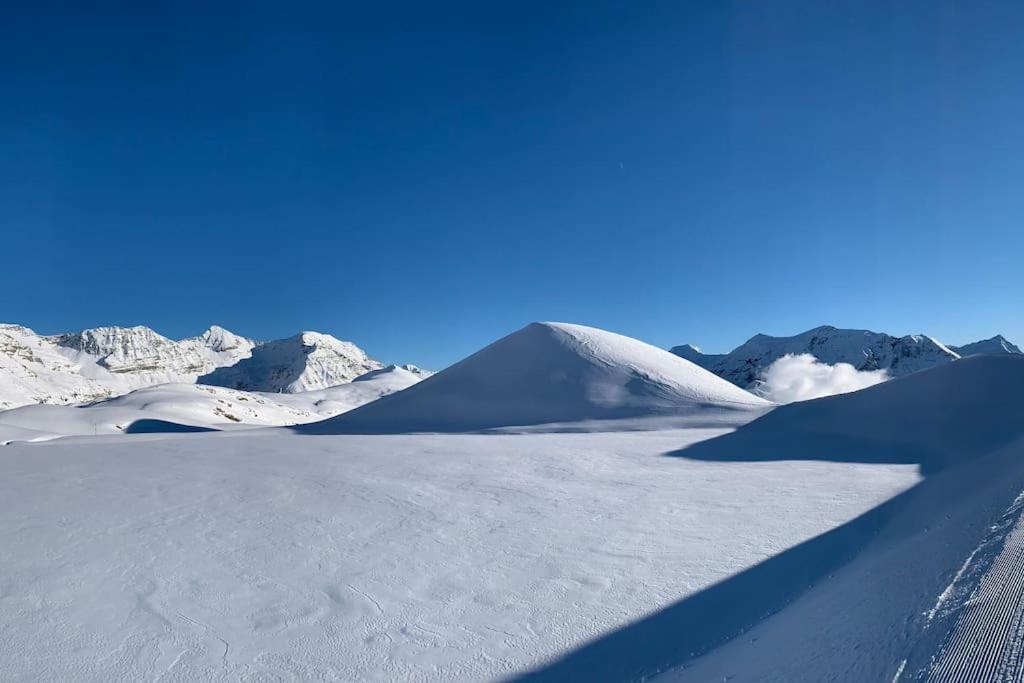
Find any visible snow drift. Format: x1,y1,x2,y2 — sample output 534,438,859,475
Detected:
677,353,1024,474
0,365,425,444
302,322,769,434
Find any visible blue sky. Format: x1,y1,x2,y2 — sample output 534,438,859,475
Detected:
2,1,1022,368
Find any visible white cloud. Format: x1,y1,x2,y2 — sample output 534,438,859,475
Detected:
755,353,889,404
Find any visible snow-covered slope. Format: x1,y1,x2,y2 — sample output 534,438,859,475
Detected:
0,365,424,444
0,384,312,442
199,331,382,393
647,354,1024,682
0,422,919,681
672,325,962,388
0,324,120,409
950,334,1023,357
258,365,427,419
305,322,769,434
679,354,1024,474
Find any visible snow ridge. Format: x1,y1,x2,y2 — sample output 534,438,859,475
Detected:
951,335,1024,357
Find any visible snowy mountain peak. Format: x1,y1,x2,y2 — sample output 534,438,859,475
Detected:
668,343,707,363
199,331,381,393
673,325,964,389
193,325,254,354
305,321,767,434
0,323,387,408
952,335,1023,357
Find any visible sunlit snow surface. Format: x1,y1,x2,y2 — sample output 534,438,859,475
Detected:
0,424,919,681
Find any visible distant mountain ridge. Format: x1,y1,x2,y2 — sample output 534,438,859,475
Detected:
671,326,1021,389
0,323,396,409
950,335,1023,357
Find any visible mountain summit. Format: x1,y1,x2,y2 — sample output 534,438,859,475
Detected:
198,332,381,393
950,335,1023,357
304,322,768,434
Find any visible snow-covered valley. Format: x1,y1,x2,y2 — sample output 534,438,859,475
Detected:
2,321,1024,681
0,425,920,681
0,365,426,444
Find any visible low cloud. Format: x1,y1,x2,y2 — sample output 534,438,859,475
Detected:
755,353,889,404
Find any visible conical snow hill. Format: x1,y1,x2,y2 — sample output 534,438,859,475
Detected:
301,322,769,434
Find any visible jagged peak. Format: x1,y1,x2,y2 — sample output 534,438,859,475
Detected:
192,325,253,353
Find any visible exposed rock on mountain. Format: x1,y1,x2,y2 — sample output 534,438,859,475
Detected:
950,335,1022,357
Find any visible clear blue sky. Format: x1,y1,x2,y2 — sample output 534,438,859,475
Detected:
2,1,1022,368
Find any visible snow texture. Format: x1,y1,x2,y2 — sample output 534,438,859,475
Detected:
0,423,917,681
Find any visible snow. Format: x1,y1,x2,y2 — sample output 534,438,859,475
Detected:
909,490,1024,680
952,334,1023,357
636,354,1024,681
0,366,423,443
0,423,919,681
0,323,255,409
0,323,396,409
261,365,427,419
305,322,769,434
56,325,253,375
199,331,382,393
674,324,964,389
0,323,122,409
4,321,1023,681
679,354,1024,474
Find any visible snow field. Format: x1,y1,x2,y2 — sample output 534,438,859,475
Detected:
0,427,919,681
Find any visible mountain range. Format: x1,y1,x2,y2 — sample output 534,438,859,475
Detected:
0,323,413,409
672,326,1021,389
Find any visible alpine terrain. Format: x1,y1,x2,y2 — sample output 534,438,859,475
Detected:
672,325,1021,389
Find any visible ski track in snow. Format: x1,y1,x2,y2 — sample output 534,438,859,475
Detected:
911,492,1024,682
